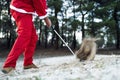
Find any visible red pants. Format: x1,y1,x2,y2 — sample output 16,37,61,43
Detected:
3,10,38,68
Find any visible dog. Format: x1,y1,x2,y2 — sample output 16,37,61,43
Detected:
75,38,100,61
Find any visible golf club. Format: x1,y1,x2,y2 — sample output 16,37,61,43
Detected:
51,26,75,56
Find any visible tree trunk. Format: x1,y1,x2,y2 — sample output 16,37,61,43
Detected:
81,15,85,39
60,25,64,48
73,31,76,49
91,10,96,37
38,20,42,45
0,3,1,30
113,4,120,49
44,26,48,48
54,10,59,49
6,30,11,48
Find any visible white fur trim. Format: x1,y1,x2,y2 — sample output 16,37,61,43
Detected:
10,5,37,16
10,5,48,19
39,13,48,19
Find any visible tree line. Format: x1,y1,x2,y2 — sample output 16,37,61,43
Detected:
0,0,120,50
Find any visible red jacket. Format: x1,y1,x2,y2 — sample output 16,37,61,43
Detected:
10,0,48,19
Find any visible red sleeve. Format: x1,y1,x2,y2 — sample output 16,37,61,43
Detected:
42,0,48,9
33,0,48,19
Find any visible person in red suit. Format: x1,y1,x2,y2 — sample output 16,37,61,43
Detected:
2,0,51,74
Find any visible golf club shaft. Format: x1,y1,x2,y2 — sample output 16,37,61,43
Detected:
53,29,75,56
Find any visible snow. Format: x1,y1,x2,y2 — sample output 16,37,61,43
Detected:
0,54,120,80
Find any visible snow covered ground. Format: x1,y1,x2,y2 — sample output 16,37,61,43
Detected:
0,54,120,80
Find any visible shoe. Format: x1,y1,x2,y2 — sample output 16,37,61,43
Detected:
1,67,15,74
24,63,38,69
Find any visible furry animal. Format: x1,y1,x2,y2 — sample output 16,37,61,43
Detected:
76,38,100,61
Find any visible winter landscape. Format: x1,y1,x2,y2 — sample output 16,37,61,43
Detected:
0,0,120,80
0,49,120,80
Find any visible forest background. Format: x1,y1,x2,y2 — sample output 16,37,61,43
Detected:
0,0,120,53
